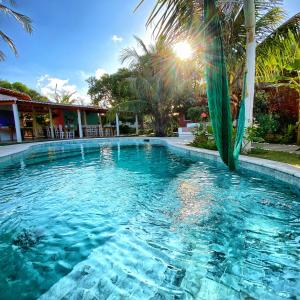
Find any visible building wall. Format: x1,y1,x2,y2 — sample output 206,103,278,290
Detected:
53,109,64,127
86,112,99,125
0,106,15,141
63,111,78,127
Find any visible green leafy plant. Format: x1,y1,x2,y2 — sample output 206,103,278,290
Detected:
190,124,217,150
280,124,297,144
254,90,269,116
187,105,209,122
256,114,280,137
242,123,265,152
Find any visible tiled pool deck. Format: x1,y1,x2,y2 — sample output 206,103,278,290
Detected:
0,137,299,193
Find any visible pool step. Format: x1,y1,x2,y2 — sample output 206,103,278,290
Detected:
39,228,186,299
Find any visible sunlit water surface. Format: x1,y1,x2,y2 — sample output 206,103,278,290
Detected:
0,144,299,300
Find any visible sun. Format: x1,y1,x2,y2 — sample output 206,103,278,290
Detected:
173,41,193,60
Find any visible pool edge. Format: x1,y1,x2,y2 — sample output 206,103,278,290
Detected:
0,137,299,193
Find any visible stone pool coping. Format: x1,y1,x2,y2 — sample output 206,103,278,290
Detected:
0,137,299,192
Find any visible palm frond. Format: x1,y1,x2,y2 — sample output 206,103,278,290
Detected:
135,0,283,40
0,4,32,33
120,47,141,67
133,35,149,54
256,26,299,82
256,7,285,42
0,50,5,61
0,31,17,55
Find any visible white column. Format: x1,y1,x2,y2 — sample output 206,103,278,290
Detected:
98,113,102,126
83,111,87,125
49,108,54,139
135,114,139,135
244,0,256,151
77,109,83,138
12,103,22,143
115,113,120,136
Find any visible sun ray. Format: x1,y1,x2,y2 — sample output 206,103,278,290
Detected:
173,41,193,60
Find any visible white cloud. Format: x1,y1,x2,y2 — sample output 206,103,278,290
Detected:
112,35,123,42
36,75,90,105
95,68,106,79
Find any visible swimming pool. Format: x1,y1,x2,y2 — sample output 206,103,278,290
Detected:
0,141,299,299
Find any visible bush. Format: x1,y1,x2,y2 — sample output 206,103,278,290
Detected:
280,124,297,144
256,114,280,137
190,124,217,150
119,124,135,135
187,106,209,122
254,91,269,116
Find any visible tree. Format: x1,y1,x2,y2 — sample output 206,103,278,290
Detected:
87,68,135,107
0,80,48,101
137,1,285,92
0,0,32,60
137,0,300,146
255,13,300,144
54,91,76,104
108,36,197,136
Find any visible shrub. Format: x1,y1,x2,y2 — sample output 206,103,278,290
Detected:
280,124,297,144
119,124,135,134
256,114,280,137
254,91,269,116
187,105,209,122
190,124,217,150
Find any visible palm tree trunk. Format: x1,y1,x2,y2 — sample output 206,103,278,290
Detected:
154,114,167,136
243,0,256,152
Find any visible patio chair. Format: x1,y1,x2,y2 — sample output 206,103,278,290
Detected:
66,129,75,139
54,125,64,139
98,125,104,137
91,126,98,137
46,127,52,138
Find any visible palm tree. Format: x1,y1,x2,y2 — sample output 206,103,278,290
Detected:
55,91,77,104
137,1,287,91
108,36,197,136
136,0,281,39
256,13,300,82
0,0,32,60
256,13,300,144
137,0,299,146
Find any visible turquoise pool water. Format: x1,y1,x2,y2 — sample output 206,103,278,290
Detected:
0,143,299,299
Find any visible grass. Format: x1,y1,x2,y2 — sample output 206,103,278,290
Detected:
247,148,300,167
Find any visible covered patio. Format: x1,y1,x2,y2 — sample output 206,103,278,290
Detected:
0,89,139,143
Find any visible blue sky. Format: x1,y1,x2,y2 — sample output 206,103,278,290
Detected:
0,0,299,103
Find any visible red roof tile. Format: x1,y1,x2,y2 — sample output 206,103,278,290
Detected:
0,88,31,100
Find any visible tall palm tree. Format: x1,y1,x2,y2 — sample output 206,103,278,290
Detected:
137,0,299,147
108,36,197,136
137,0,287,92
0,0,32,60
255,13,300,144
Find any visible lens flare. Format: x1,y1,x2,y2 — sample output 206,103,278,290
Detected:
173,41,193,60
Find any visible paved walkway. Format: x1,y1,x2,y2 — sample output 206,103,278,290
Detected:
253,142,300,154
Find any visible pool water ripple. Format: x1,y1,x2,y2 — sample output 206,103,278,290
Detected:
0,144,299,299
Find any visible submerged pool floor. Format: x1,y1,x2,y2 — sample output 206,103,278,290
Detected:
0,144,299,299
